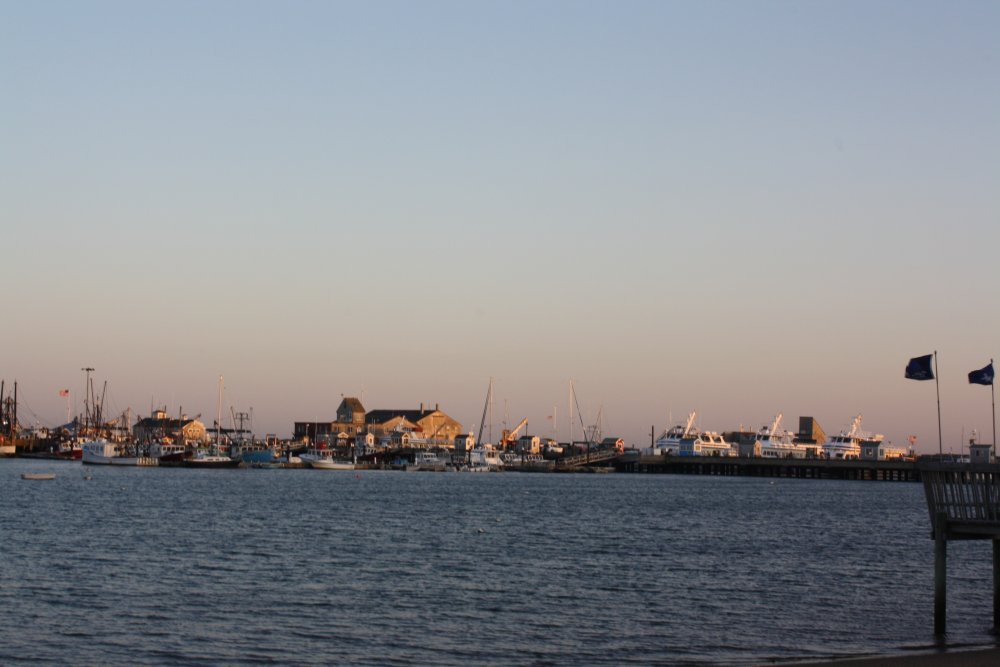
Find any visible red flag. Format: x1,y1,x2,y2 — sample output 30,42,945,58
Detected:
58,389,69,397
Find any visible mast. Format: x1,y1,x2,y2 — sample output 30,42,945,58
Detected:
81,367,94,438
568,380,573,445
216,375,224,448
477,377,493,445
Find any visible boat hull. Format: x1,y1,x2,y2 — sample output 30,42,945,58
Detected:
182,457,242,468
310,460,355,470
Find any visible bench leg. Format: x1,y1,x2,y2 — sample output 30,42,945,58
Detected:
934,512,947,636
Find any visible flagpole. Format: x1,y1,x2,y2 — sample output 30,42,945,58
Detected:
934,350,942,455
992,358,996,461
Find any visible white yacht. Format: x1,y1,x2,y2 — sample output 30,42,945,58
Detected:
677,431,732,457
756,414,812,459
648,411,698,455
822,415,883,460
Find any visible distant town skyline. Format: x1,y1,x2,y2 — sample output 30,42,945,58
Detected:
3,1,998,453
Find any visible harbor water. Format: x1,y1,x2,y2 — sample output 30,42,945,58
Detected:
1,459,997,665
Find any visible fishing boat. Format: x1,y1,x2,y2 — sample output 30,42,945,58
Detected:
407,450,448,471
501,451,553,471
148,440,189,463
81,440,158,466
822,415,884,460
302,447,355,470
468,443,504,472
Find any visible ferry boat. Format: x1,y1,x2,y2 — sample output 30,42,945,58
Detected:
822,415,883,460
646,412,731,456
647,412,698,455
755,414,812,459
677,431,732,457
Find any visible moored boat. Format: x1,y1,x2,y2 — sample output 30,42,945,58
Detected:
407,450,448,471
647,412,732,456
182,449,242,468
468,443,504,472
755,414,813,459
82,440,158,466
822,415,884,460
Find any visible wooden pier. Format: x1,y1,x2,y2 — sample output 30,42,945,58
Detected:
615,454,920,481
920,462,1000,635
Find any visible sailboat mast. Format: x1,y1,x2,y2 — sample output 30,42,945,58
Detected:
216,375,224,446
568,380,573,445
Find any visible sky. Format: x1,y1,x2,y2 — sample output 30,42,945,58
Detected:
2,1,998,453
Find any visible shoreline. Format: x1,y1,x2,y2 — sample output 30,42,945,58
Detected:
771,645,1000,667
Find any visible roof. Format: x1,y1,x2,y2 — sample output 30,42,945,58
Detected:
339,397,365,414
365,409,436,424
134,417,200,430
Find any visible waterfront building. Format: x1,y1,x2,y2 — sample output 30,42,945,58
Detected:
796,417,827,446
294,396,368,443
454,433,476,455
133,410,208,445
364,404,462,448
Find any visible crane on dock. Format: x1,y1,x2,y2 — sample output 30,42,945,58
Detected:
501,417,528,449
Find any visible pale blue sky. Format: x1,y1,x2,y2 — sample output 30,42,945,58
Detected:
3,1,998,451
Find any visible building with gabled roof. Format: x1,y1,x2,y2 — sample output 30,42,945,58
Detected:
365,403,462,447
134,410,208,445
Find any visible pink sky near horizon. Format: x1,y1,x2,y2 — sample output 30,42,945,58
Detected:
3,2,998,454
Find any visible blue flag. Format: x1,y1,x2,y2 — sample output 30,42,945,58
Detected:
968,362,994,386
905,354,934,381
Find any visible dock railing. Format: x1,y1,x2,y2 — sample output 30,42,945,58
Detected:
919,462,1000,635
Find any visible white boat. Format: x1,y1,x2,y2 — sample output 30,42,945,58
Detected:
468,443,504,472
646,412,730,456
149,440,188,463
407,450,448,471
500,451,553,471
677,430,732,457
306,448,356,470
81,440,158,466
822,415,884,460
300,447,355,469
755,414,811,459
